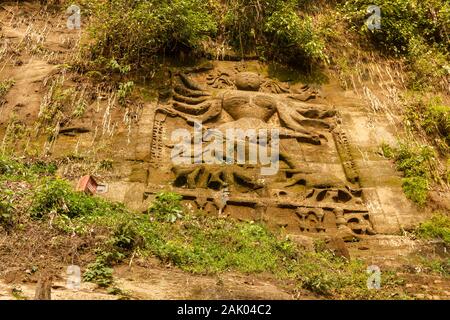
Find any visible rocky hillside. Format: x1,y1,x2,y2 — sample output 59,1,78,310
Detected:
0,0,448,300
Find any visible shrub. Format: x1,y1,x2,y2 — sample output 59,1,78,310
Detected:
82,224,142,287
147,192,183,223
341,0,449,88
0,199,13,230
84,0,217,69
264,7,327,64
81,0,327,71
110,222,143,252
419,258,450,277
402,176,428,206
407,38,449,90
416,213,450,244
0,79,15,101
421,100,450,147
405,95,450,152
117,81,135,106
341,0,449,55
381,142,395,158
0,155,57,182
30,178,125,219
381,141,439,205
83,259,114,287
0,155,24,177
395,143,436,179
222,0,326,64
28,161,58,175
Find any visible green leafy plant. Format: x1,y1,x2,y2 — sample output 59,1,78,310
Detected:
381,141,439,206
148,192,183,223
0,198,14,230
421,99,450,147
0,79,15,101
341,0,449,89
381,142,395,158
405,95,450,152
84,0,217,69
419,257,450,277
28,161,58,175
108,59,131,75
0,155,24,177
0,155,56,183
117,81,134,106
264,6,327,64
401,177,429,206
81,0,328,72
110,222,143,252
416,213,450,244
30,178,126,219
83,259,114,287
222,0,326,65
72,101,87,118
36,79,73,132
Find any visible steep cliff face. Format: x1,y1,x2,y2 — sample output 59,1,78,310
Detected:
0,1,448,300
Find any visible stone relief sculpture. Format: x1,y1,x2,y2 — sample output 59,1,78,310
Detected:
147,62,376,241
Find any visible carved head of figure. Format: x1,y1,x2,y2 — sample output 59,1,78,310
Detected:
234,72,262,91
219,72,277,121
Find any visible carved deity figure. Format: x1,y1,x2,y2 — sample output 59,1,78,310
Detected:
159,69,345,192
148,63,376,239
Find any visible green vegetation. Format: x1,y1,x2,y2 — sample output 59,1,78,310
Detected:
117,81,135,106
381,142,441,206
416,213,450,244
147,192,183,223
30,178,127,219
70,201,299,275
73,200,403,298
405,95,450,152
81,0,217,69
0,154,57,181
75,0,449,88
0,155,406,298
341,0,449,89
1,114,28,153
62,0,448,97
342,0,449,55
293,249,404,298
415,214,450,278
79,0,326,72
83,259,114,287
419,257,450,277
0,195,13,230
37,78,74,132
401,177,429,207
223,0,327,64
0,79,15,101
422,103,450,147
